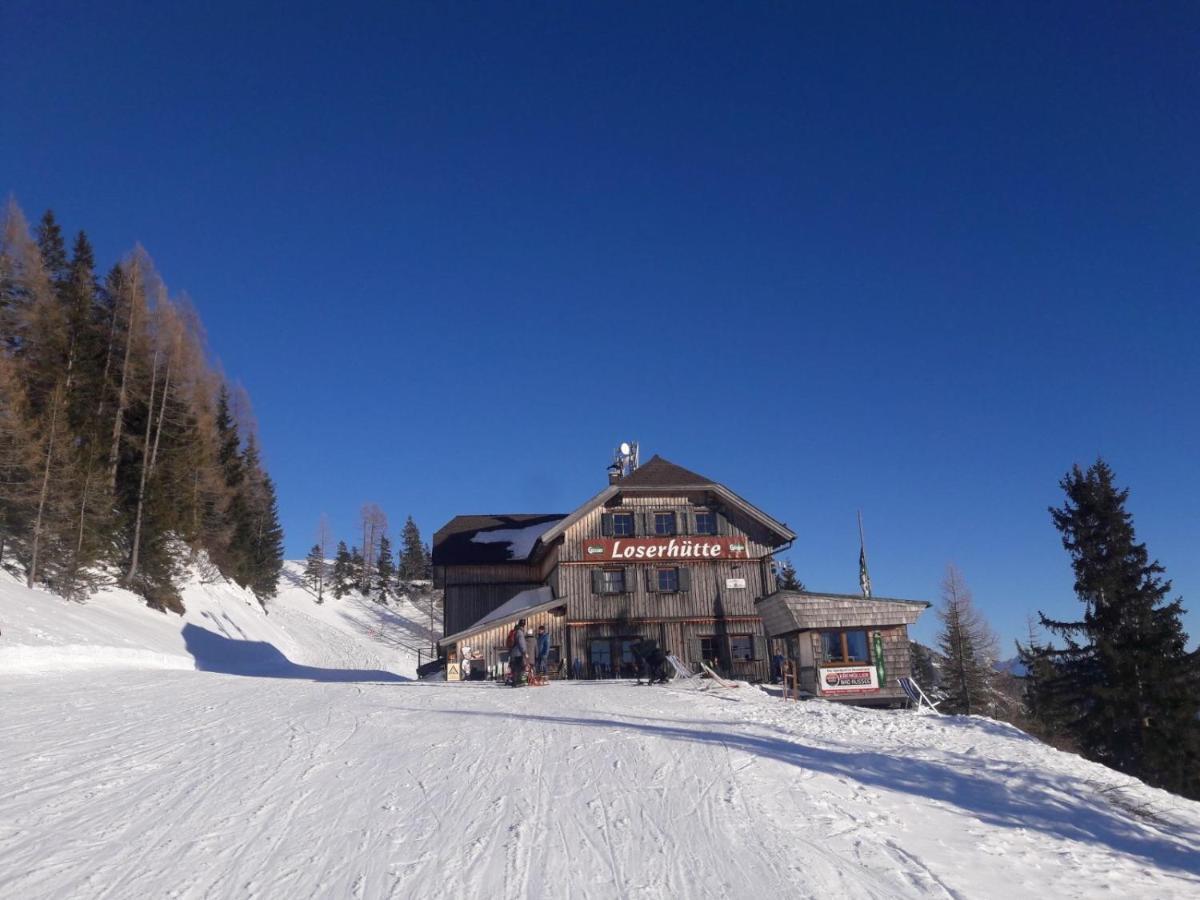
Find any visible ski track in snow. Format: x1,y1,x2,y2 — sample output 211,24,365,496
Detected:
2,566,1199,899
2,673,1200,900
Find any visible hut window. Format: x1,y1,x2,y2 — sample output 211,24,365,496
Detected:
600,569,625,594
699,636,721,662
819,629,871,664
694,511,717,535
656,567,679,592
729,635,753,662
654,512,677,535
612,512,635,536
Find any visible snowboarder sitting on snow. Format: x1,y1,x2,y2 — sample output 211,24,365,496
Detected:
535,625,550,676
507,619,527,686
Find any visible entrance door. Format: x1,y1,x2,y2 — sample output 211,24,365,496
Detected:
589,639,613,678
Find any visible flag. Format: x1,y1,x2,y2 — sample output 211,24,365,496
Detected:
859,543,872,598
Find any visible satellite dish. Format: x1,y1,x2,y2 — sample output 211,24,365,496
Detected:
619,441,631,455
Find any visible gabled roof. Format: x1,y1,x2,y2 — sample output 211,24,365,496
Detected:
432,513,566,566
538,455,795,546
616,455,714,488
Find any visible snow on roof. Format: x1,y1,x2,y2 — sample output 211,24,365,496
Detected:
443,586,557,643
468,520,555,561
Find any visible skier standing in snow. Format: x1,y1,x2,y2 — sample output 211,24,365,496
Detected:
508,619,527,686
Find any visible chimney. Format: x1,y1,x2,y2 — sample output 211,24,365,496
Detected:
607,463,622,485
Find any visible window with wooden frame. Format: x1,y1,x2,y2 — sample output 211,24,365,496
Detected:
693,510,717,535
728,634,754,662
591,568,626,594
611,512,635,537
653,511,677,535
647,566,691,593
699,636,721,662
818,629,871,665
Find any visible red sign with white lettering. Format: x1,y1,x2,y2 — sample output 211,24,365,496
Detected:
581,537,750,562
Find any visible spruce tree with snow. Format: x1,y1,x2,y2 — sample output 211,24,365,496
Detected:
399,515,426,583
375,533,395,602
935,564,997,716
1034,460,1200,799
303,544,327,603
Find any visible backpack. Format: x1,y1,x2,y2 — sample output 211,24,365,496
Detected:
506,628,518,649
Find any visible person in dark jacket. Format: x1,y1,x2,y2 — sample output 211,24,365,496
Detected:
535,625,550,676
508,618,527,686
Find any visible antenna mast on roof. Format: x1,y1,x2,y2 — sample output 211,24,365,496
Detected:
608,441,639,482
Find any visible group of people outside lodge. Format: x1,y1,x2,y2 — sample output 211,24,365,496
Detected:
505,619,550,686
504,620,671,686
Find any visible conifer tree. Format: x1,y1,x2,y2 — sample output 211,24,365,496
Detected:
776,558,805,591
909,641,938,690
331,540,353,598
375,533,395,601
935,564,997,716
399,515,426,583
350,545,364,593
230,435,283,602
303,544,327,602
34,211,68,288
1035,460,1200,798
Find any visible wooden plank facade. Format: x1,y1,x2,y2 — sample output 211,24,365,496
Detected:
433,456,795,682
433,455,930,702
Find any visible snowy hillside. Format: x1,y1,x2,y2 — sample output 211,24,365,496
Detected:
0,560,435,678
2,570,1199,899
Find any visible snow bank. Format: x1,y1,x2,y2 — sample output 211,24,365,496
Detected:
0,562,433,678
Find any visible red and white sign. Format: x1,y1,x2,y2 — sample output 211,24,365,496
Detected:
581,537,750,561
820,666,879,695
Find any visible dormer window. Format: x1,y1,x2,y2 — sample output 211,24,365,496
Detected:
654,512,677,535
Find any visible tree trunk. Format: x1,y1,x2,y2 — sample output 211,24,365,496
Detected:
107,265,137,491
125,350,159,585
28,385,64,588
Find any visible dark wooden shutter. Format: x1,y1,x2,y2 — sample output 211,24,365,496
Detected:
678,567,692,592
600,513,613,536
591,569,604,594
646,568,658,593
716,510,730,536
753,635,767,661
639,512,650,536
624,567,636,593
680,509,691,535
686,637,702,664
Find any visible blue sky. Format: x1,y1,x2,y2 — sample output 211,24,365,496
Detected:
3,2,1197,651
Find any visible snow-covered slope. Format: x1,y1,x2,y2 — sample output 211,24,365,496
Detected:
2,567,1198,899
0,560,433,678
2,673,1198,899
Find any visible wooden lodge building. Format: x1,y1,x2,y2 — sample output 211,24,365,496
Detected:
433,454,928,704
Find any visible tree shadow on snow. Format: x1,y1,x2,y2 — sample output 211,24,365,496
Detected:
394,706,1200,878
182,623,407,683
